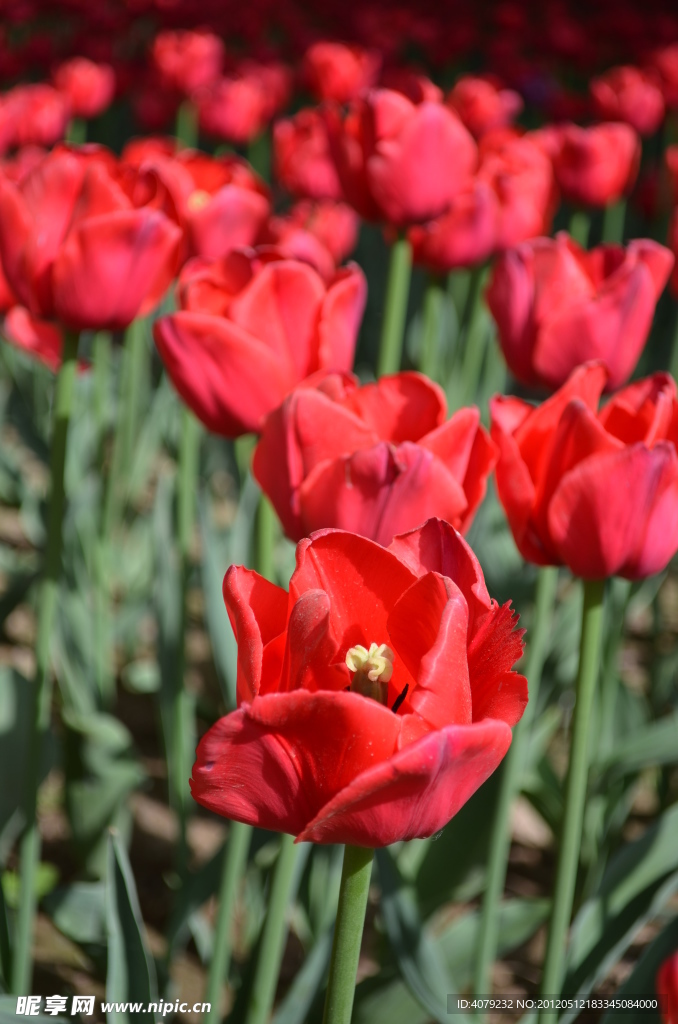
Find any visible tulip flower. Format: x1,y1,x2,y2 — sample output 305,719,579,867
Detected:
657,951,678,1024
538,121,640,209
0,146,182,333
121,139,270,260
490,362,678,580
53,57,116,120
253,371,496,545
409,179,497,272
326,87,477,227
447,75,523,139
150,29,225,97
477,132,557,250
197,61,291,146
0,84,69,154
487,233,673,391
153,248,366,436
191,519,526,846
650,44,678,110
273,108,344,201
590,65,665,137
303,41,381,104
261,200,359,281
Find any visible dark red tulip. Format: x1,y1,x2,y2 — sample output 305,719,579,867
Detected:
447,75,523,139
150,29,225,97
303,40,381,104
657,951,678,1024
590,65,665,137
197,61,291,145
491,363,678,579
537,122,640,208
273,108,344,201
253,371,497,545
191,520,526,846
154,249,366,437
261,200,359,280
487,233,674,390
0,84,69,154
53,57,116,120
649,44,678,110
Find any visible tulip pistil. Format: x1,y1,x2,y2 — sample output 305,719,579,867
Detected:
188,189,211,211
345,642,394,705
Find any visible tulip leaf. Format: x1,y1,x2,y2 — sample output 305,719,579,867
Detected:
271,926,334,1024
0,875,11,989
593,712,678,785
0,996,57,1024
43,882,107,949
561,804,678,1012
376,847,455,1024
105,832,157,1024
198,492,237,710
599,913,678,1023
353,973,429,1024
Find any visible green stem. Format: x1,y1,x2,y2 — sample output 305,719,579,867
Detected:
458,265,487,407
171,407,201,878
420,276,444,381
377,236,412,377
245,834,300,1024
475,565,561,1003
539,578,606,1015
247,132,271,181
569,211,591,249
66,117,86,145
322,845,374,1024
601,199,627,245
474,566,559,1002
12,329,80,995
92,331,111,471
204,822,252,1024
256,494,276,585
176,100,198,149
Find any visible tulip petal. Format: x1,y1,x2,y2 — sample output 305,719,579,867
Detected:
548,442,678,579
222,565,289,703
467,602,526,727
297,718,512,846
290,528,417,655
280,588,348,693
387,572,472,728
3,306,63,372
344,370,447,443
388,518,493,637
316,264,367,373
154,311,293,436
298,441,468,547
52,209,181,330
187,186,270,259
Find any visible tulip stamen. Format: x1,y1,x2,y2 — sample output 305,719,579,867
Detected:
345,642,394,705
391,683,409,714
188,189,211,211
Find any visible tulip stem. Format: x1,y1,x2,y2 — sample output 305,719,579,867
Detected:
377,236,412,377
245,833,300,1024
257,493,277,585
66,117,87,145
12,329,80,995
420,275,445,381
171,406,201,878
248,132,271,182
601,199,626,245
322,844,374,1024
204,821,252,1024
458,265,488,407
539,577,605,1016
474,566,559,1004
176,100,198,149
569,211,591,249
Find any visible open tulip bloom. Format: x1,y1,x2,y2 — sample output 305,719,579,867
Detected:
191,519,526,845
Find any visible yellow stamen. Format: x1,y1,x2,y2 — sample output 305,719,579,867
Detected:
345,642,394,704
187,189,211,211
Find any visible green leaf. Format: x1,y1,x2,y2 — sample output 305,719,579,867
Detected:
376,847,455,1024
271,927,333,1024
561,804,678,1012
105,832,157,1024
0,995,57,1024
198,493,237,711
353,971,430,1024
43,882,107,948
599,914,678,1023
594,713,678,785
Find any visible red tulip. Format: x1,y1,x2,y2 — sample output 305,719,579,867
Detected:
477,132,557,250
273,108,344,201
121,139,270,261
447,75,523,139
539,122,640,208
326,88,477,226
490,363,678,580
0,84,69,154
669,208,678,297
150,29,225,97
650,44,678,110
261,200,359,280
590,66,665,138
0,147,182,331
197,61,291,145
153,249,366,437
2,306,63,372
303,41,381,104
487,233,673,391
253,371,497,545
408,179,496,272
191,519,526,846
53,57,116,120
657,951,678,1024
